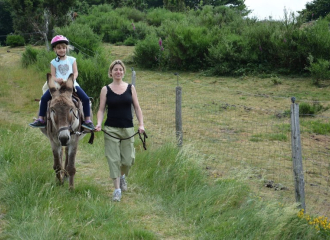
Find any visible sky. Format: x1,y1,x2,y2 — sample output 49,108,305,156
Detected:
245,0,311,20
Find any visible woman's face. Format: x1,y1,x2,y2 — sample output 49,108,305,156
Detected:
111,64,125,79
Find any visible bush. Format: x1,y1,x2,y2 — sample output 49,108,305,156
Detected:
123,36,137,46
146,8,185,27
115,7,145,22
34,49,55,75
53,24,102,57
299,102,329,116
134,34,163,69
164,21,211,71
21,46,38,68
74,52,109,99
305,55,330,85
6,35,25,47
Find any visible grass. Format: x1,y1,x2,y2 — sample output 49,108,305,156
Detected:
0,45,330,239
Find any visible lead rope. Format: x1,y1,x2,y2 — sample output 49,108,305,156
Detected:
101,129,148,150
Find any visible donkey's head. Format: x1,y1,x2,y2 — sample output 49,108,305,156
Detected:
47,73,79,146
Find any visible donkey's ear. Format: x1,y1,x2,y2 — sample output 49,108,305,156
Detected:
66,74,74,90
47,73,57,95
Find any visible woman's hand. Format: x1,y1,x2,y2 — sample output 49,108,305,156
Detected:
94,124,102,132
138,125,145,134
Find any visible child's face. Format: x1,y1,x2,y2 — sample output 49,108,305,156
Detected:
54,43,67,56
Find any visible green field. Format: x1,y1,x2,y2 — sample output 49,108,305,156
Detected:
1,45,330,239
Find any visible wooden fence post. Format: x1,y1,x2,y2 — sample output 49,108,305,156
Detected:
176,86,183,147
290,98,306,211
131,68,136,118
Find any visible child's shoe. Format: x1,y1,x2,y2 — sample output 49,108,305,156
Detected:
29,119,46,128
82,120,95,130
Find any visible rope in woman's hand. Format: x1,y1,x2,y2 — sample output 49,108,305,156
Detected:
101,129,148,150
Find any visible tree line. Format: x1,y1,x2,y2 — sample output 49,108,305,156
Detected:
2,0,330,83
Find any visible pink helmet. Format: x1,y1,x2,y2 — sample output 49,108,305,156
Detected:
51,35,69,48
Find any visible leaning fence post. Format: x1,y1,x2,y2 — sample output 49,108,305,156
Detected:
131,68,136,118
290,97,306,211
175,73,183,147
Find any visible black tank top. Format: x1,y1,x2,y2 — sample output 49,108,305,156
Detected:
104,84,133,128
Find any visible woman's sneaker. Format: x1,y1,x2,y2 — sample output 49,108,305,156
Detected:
29,119,46,128
82,121,95,130
120,177,128,192
112,189,122,202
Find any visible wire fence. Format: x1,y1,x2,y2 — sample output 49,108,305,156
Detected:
132,71,330,218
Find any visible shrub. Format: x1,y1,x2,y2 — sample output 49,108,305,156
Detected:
21,46,38,68
305,55,330,85
163,21,211,71
123,36,137,46
6,35,25,47
134,34,163,69
54,24,102,57
74,52,109,99
34,49,54,75
146,8,185,27
115,7,145,22
299,102,329,116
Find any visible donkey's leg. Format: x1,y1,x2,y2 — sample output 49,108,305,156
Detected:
66,141,78,190
64,147,69,180
51,142,63,184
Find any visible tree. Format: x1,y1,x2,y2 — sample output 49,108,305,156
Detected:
164,0,185,12
299,0,330,21
0,0,14,45
9,0,77,44
147,0,163,8
185,0,250,16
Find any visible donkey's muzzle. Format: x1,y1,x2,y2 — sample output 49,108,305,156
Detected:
59,135,70,146
58,126,72,146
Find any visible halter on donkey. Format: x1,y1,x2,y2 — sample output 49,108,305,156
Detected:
40,73,94,189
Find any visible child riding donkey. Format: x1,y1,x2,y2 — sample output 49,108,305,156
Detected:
29,35,95,130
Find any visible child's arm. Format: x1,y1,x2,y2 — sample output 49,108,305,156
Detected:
50,64,63,84
72,61,78,81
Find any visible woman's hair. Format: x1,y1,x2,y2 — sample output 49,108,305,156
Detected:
108,60,126,78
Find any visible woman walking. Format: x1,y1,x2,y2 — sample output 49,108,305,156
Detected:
95,60,145,202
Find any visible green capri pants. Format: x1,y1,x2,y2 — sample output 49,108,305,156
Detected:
104,126,136,179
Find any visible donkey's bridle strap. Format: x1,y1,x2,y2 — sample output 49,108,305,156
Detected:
57,126,95,145
58,126,73,134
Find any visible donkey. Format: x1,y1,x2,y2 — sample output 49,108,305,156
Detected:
40,73,92,189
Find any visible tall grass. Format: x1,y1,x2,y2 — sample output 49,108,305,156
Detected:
0,125,158,239
131,143,327,239
0,123,324,239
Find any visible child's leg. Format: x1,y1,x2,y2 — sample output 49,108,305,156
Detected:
39,90,52,119
29,90,51,128
75,86,95,130
75,86,91,119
